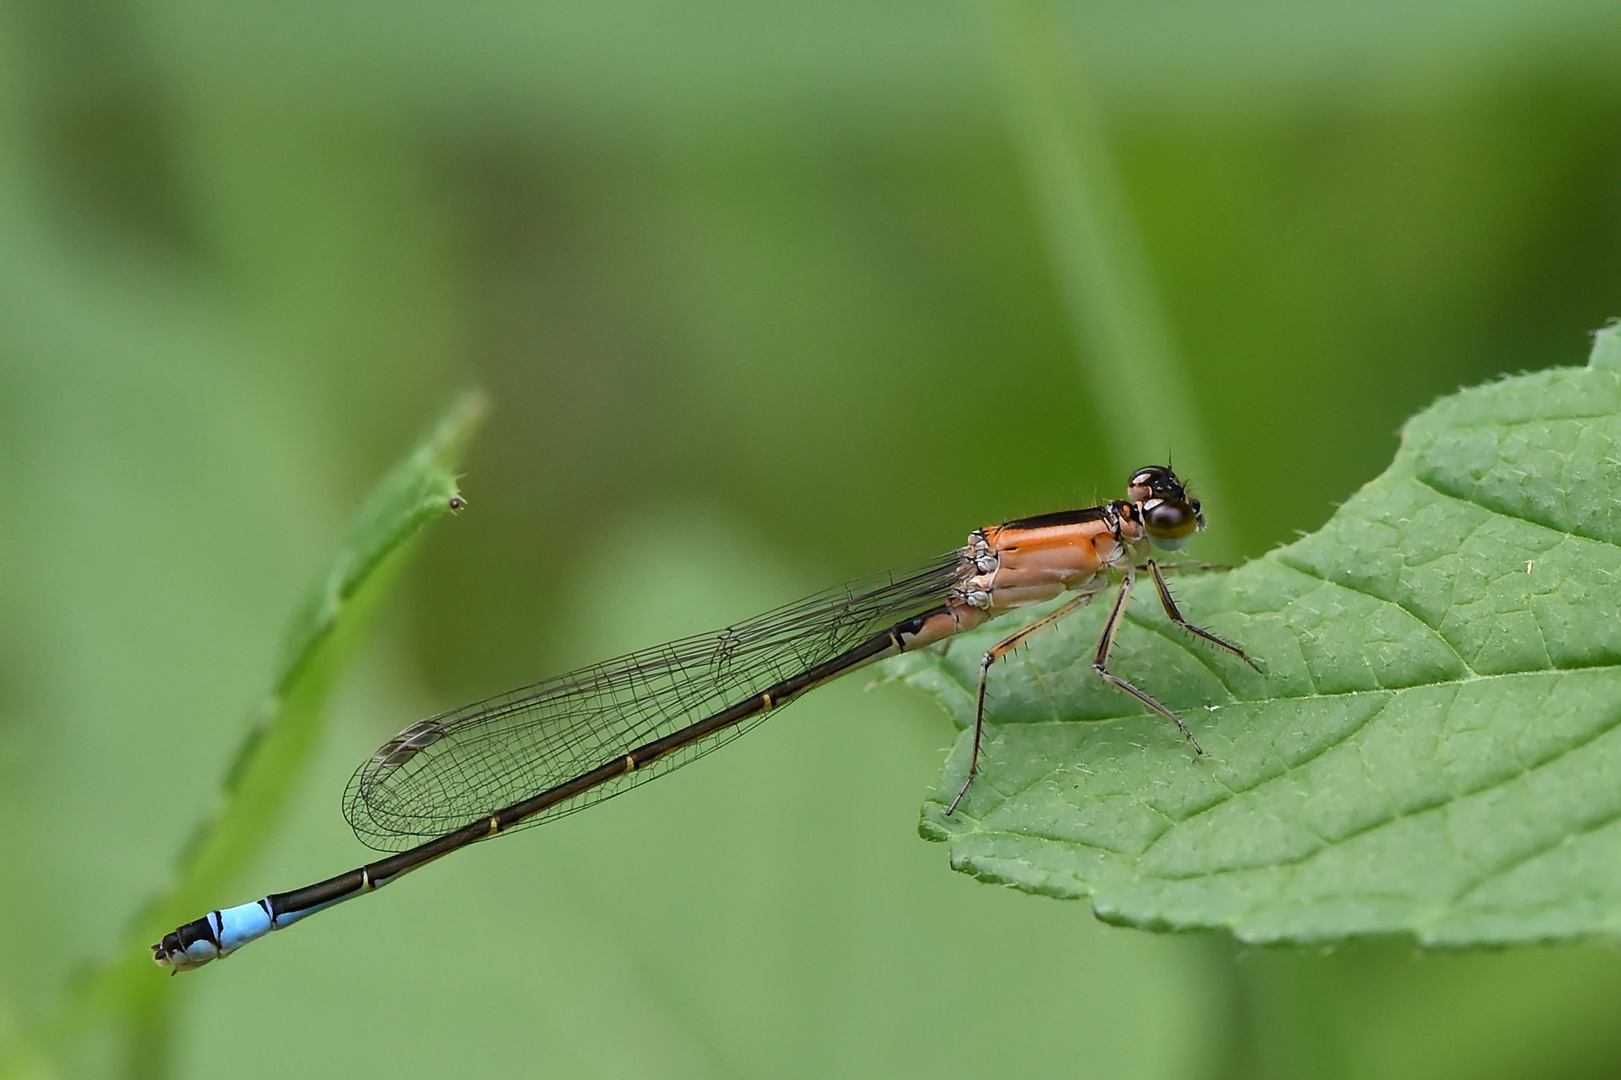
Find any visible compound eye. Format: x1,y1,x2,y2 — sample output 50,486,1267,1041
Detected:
1144,499,1199,543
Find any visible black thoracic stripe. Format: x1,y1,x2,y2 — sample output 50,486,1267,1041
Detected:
264,622,920,921
998,504,1108,530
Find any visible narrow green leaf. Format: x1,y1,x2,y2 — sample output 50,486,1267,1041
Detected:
7,392,486,1072
892,325,1621,946
164,390,487,918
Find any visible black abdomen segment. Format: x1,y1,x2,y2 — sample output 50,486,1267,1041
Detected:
207,616,938,955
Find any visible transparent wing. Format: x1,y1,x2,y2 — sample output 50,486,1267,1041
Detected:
343,550,967,851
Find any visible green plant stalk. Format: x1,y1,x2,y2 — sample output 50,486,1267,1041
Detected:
991,0,1228,555
0,392,487,1080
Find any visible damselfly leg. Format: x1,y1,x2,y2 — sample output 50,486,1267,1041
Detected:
1143,560,1261,672
948,557,1257,816
948,592,1097,815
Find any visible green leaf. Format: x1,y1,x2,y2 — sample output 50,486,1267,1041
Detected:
891,323,1621,946
4,392,486,1074
167,389,488,919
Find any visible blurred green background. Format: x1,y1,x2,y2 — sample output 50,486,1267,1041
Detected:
3,0,1621,1077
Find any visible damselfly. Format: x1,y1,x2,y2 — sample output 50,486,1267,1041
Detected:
152,465,1256,972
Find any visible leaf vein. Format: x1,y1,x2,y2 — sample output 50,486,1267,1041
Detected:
1140,680,1621,885
1412,472,1621,552
1272,556,1478,679
1137,693,1397,861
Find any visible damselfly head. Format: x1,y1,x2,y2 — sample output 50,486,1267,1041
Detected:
1128,465,1204,549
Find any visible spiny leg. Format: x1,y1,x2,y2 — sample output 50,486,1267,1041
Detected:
1092,571,1205,754
1145,559,1261,672
1136,561,1230,574
946,591,1095,816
